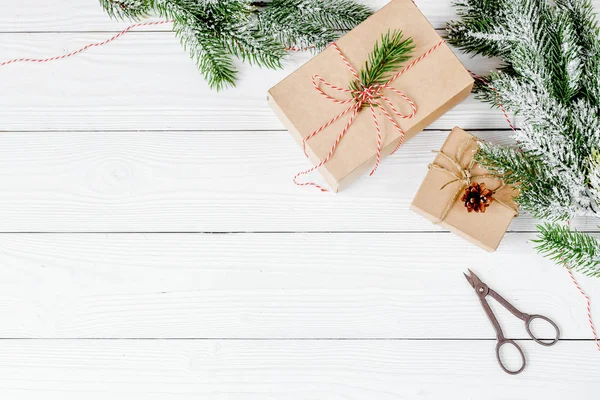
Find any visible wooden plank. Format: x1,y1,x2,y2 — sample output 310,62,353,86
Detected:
0,129,594,232
1,0,453,32
0,339,595,399
0,232,595,339
0,31,509,132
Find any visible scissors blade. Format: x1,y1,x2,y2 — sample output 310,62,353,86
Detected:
464,269,484,289
463,272,474,288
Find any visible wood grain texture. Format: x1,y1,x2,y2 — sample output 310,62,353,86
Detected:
0,130,595,232
0,340,596,399
0,31,510,132
0,233,595,339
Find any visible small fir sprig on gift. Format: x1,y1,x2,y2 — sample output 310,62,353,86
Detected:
349,29,415,93
446,0,600,275
99,0,372,90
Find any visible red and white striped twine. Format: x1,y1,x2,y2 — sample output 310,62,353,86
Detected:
564,220,599,351
566,267,600,350
0,19,318,68
294,40,443,192
0,20,174,67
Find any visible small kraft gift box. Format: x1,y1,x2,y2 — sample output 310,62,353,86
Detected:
411,127,519,252
268,0,473,192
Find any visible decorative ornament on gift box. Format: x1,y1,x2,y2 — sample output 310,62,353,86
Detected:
411,127,519,252
461,183,494,213
268,0,473,192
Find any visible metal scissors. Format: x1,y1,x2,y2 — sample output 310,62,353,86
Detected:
464,269,560,375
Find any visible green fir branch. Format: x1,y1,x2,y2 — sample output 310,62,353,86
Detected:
475,143,574,220
258,0,338,50
99,0,153,19
556,0,600,104
446,0,509,58
534,223,600,277
184,27,239,91
350,30,414,92
548,11,583,103
224,30,285,69
297,0,372,31
258,0,371,51
475,143,539,185
154,0,247,90
100,0,372,89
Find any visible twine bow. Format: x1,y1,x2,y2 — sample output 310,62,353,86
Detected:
429,137,518,222
294,40,446,192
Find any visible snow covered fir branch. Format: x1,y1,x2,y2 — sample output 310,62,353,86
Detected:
447,0,600,276
99,0,372,90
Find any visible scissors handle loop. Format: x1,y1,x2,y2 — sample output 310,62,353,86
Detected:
496,339,526,375
524,314,560,346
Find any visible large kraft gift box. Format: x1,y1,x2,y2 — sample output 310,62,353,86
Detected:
411,127,519,252
268,0,473,192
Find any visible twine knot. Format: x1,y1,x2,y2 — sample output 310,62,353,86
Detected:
461,168,472,185
428,136,517,222
353,83,386,107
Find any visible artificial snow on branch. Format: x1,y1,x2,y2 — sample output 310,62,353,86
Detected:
100,0,372,90
447,0,600,272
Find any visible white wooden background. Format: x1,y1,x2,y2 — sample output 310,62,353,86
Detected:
0,0,599,398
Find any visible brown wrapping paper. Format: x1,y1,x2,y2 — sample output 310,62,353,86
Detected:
411,127,518,252
268,0,473,192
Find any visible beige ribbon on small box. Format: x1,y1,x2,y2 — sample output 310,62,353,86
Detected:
428,136,518,222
